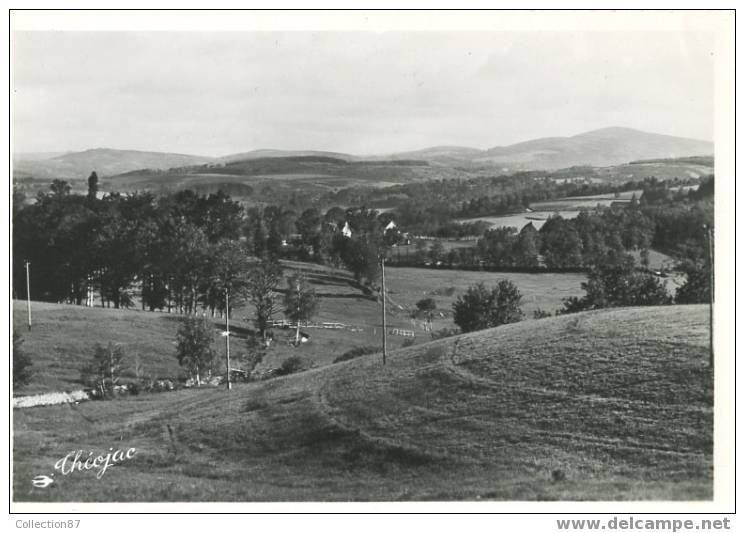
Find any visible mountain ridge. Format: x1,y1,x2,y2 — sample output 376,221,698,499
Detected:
13,127,714,179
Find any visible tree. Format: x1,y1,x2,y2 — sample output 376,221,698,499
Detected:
416,297,437,314
175,316,216,386
200,190,244,242
335,233,381,285
513,223,540,267
428,241,445,263
676,259,711,304
12,186,25,219
50,179,71,197
13,329,33,389
453,280,524,333
478,227,517,267
243,334,269,378
87,171,99,201
247,259,283,340
540,216,583,268
81,342,126,397
283,273,319,345
296,207,323,252
207,240,252,316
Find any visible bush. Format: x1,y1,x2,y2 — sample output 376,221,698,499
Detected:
333,345,379,363
562,252,672,313
401,337,416,348
80,342,127,398
277,356,306,376
453,280,524,333
13,329,32,389
416,297,437,312
430,286,456,296
533,309,552,319
127,381,142,396
430,327,461,340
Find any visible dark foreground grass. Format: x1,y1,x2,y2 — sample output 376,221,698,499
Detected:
13,305,712,502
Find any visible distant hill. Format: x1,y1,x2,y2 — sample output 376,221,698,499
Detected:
375,146,484,166
13,148,215,180
12,127,714,182
472,127,713,169
386,128,713,169
219,149,356,164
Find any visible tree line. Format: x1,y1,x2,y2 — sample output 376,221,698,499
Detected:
12,175,398,316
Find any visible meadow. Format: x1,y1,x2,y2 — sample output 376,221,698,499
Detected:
13,264,587,395
13,305,712,501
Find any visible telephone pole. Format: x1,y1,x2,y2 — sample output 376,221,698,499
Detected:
295,278,301,346
225,287,231,390
381,255,387,365
25,261,31,331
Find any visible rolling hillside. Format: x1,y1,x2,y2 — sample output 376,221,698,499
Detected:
13,148,215,180
388,128,712,169
472,127,713,169
11,266,585,395
13,127,713,186
13,305,711,501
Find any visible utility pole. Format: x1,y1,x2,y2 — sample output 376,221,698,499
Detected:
295,278,302,346
25,261,31,331
225,287,231,390
381,255,387,365
705,225,714,369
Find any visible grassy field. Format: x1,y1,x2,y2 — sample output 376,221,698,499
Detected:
12,305,712,502
13,265,587,395
12,301,185,395
383,266,585,322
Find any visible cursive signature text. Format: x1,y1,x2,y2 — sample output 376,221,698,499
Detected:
54,447,136,480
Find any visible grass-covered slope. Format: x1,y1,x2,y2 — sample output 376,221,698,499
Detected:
11,268,586,394
11,301,186,395
13,305,712,502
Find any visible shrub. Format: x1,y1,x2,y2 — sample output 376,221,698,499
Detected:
533,309,552,319
430,327,461,340
277,356,306,376
430,286,456,296
416,297,437,312
453,280,524,333
80,342,127,399
562,251,672,313
333,345,379,363
127,381,142,396
13,329,33,389
401,338,416,348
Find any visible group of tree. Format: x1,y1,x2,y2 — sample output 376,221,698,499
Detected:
13,176,406,314
452,280,524,333
561,250,672,313
174,270,319,384
404,176,714,280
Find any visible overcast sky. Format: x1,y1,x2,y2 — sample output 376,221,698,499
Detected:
12,31,714,156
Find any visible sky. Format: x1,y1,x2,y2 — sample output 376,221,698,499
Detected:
11,31,714,157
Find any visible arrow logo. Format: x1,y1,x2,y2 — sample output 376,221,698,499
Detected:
32,474,54,488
